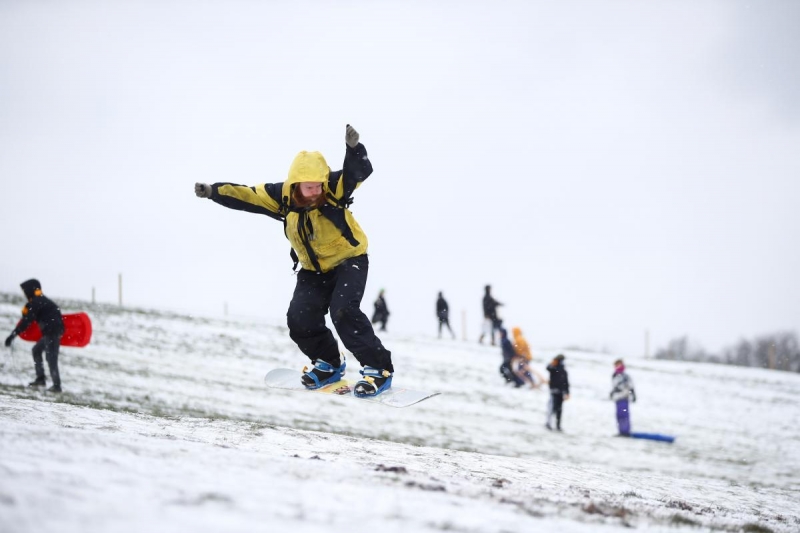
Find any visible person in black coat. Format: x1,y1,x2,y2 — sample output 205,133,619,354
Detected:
436,291,455,339
479,285,503,345
498,328,525,386
545,354,570,431
371,289,389,332
5,279,64,392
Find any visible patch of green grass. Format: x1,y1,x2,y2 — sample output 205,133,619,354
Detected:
669,514,700,527
742,524,774,533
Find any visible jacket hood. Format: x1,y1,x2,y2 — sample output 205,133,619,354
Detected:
20,279,42,299
287,151,330,185
512,327,522,338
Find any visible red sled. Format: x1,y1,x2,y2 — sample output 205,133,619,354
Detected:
17,312,93,347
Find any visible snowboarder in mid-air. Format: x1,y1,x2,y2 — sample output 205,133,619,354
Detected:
194,125,394,397
609,359,636,436
4,279,64,393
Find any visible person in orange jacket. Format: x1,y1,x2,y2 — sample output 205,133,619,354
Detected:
511,327,545,389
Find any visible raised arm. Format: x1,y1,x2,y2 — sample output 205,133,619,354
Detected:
332,125,373,198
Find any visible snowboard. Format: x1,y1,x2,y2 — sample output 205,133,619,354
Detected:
264,368,440,408
17,312,93,347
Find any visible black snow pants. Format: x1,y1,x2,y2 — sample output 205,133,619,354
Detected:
547,391,565,429
438,316,454,338
32,334,62,387
287,255,393,372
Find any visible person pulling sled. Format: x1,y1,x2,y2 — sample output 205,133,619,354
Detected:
4,279,64,393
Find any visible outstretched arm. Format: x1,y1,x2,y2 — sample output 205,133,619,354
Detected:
6,305,34,345
195,182,285,221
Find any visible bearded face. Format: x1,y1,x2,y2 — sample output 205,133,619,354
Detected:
293,182,326,208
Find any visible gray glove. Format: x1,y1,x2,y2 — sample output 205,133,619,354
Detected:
195,183,212,198
345,124,359,148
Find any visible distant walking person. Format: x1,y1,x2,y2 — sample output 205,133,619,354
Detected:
478,285,503,345
436,292,455,339
371,289,389,332
4,279,64,393
609,359,636,436
545,354,570,431
498,328,525,386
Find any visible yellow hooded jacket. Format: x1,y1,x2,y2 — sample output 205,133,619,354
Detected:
512,327,533,361
208,144,372,272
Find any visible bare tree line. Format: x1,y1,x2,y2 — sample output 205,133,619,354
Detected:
654,331,800,373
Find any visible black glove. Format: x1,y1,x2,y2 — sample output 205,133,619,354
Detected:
4,334,15,347
631,390,637,403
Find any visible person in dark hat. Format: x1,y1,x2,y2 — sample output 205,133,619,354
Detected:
545,354,570,431
5,279,64,392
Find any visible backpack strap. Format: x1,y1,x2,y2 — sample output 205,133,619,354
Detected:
278,194,303,272
296,211,323,273
319,203,360,247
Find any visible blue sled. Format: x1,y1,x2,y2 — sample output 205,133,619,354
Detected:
629,432,675,443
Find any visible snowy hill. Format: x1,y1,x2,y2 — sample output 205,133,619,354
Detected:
1,292,798,533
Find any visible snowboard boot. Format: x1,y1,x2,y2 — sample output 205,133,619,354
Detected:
354,367,393,398
300,357,346,390
28,377,46,389
47,385,62,394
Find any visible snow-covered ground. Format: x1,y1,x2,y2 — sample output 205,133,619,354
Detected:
1,292,798,532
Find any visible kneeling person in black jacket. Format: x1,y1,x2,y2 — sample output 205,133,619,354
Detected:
5,279,64,393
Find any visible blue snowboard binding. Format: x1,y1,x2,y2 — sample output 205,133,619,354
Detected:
354,366,393,397
301,357,347,390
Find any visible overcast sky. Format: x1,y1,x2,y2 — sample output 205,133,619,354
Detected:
1,0,798,357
